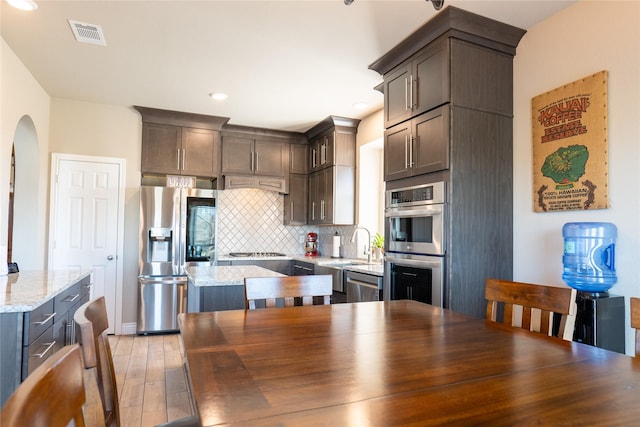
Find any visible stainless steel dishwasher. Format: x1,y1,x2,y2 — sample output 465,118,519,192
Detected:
345,270,382,303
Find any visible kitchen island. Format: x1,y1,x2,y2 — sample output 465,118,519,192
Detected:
186,265,285,312
0,269,93,406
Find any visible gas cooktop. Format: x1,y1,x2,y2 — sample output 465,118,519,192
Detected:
228,252,287,257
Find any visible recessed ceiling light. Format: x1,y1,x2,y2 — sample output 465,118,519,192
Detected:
353,102,369,110
209,92,228,101
6,0,38,11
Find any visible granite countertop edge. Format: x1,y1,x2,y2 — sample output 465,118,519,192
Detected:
0,269,93,313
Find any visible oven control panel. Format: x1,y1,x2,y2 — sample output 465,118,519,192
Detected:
386,181,445,208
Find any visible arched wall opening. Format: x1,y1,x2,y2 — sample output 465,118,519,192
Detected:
10,115,40,270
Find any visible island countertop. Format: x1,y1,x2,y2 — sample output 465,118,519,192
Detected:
0,269,93,313
186,265,285,287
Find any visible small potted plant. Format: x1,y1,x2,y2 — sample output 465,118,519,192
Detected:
371,233,384,261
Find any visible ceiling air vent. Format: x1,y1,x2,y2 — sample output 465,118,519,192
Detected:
68,19,106,46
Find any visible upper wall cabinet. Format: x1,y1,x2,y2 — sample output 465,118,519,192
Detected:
135,106,229,179
220,125,307,193
307,116,360,173
141,124,219,177
383,39,449,129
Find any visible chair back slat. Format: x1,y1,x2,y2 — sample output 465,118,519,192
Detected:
0,345,86,427
245,275,333,310
485,278,575,339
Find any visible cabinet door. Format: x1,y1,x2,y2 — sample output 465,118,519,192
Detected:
181,127,218,178
290,143,308,174
141,123,181,175
412,106,449,175
221,136,253,174
308,171,320,224
413,39,450,117
320,168,334,224
255,140,287,177
384,122,412,181
319,132,334,169
384,62,412,128
284,174,308,225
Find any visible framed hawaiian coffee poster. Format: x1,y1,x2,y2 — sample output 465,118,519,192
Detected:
532,70,609,212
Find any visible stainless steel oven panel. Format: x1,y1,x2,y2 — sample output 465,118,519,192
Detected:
383,253,443,307
385,203,445,256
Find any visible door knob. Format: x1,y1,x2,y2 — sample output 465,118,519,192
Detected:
107,255,114,260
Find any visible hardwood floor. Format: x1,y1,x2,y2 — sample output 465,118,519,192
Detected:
108,333,194,427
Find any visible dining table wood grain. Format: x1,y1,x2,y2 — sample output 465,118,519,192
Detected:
178,300,640,426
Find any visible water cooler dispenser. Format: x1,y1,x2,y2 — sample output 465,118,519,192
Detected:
562,222,625,353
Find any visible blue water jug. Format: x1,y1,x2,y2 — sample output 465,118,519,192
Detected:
562,222,617,292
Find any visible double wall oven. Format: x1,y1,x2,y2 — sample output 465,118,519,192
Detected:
384,181,445,307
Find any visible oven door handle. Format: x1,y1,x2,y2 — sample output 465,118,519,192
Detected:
384,256,443,270
385,207,443,217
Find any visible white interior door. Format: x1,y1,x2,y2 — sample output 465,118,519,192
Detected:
49,154,125,334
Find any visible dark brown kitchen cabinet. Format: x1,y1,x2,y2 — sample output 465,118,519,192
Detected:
284,173,308,225
370,6,526,319
221,136,288,177
290,143,309,174
383,38,449,129
307,116,359,173
135,106,229,179
308,166,354,226
384,106,449,181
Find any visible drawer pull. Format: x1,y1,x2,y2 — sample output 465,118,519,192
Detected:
33,312,56,326
32,341,56,359
63,293,80,303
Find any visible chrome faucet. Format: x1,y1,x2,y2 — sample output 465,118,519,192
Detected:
350,226,372,264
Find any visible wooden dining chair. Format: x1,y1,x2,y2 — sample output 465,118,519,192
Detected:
75,297,201,427
244,275,333,309
0,344,86,427
485,278,576,339
630,297,640,356
74,296,120,427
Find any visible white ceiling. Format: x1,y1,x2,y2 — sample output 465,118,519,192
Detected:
1,0,575,133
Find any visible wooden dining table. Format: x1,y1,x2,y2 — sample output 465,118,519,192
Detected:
178,300,640,426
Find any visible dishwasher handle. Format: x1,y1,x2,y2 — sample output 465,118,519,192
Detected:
345,277,379,290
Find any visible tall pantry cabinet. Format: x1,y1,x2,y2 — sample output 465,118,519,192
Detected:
370,7,526,318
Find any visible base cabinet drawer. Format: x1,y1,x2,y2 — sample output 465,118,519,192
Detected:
22,325,55,379
23,299,55,346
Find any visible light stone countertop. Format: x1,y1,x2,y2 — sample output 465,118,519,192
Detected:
186,265,285,287
0,269,93,313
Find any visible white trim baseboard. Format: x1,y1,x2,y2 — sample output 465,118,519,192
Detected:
119,322,137,335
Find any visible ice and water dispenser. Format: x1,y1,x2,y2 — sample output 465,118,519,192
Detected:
562,222,625,353
148,228,173,263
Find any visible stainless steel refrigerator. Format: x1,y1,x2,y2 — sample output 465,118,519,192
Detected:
137,185,216,334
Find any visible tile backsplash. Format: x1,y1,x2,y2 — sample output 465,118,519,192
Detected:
216,188,360,259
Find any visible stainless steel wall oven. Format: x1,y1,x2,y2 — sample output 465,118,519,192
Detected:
384,181,445,307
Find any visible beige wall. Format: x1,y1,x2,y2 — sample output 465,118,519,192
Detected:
1,39,51,270
49,99,142,327
513,1,640,355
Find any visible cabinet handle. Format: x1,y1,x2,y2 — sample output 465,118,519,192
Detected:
255,151,259,171
32,341,56,359
177,149,181,170
320,199,325,220
33,312,56,326
409,74,414,109
405,77,409,111
66,322,73,345
182,149,186,170
250,151,255,171
311,201,316,220
404,136,409,169
290,202,294,219
312,148,317,168
321,143,327,165
409,135,414,167
63,293,80,303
